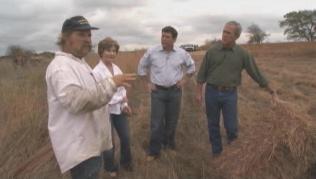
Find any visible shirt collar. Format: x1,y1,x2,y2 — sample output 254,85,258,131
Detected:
98,60,116,76
216,43,237,52
158,45,176,52
55,51,85,63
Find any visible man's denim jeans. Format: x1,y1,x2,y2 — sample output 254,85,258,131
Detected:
205,84,238,154
70,156,101,179
148,87,182,156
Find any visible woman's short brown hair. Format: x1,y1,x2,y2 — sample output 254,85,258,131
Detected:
98,37,120,57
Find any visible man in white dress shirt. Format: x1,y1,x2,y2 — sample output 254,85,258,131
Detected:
46,16,135,179
137,26,196,161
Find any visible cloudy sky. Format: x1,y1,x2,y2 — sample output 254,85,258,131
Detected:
0,0,314,55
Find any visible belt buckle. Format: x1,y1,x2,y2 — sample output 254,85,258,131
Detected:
155,84,174,90
218,86,224,91
218,86,231,91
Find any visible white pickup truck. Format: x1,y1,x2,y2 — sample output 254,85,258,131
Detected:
180,44,198,52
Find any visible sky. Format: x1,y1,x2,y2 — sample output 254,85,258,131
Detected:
0,0,314,55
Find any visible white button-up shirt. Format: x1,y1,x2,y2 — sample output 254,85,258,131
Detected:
137,45,195,87
93,61,128,115
46,51,116,173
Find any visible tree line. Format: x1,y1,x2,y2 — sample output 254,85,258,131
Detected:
248,10,316,44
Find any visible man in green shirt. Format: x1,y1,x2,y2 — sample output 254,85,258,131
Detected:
196,21,275,156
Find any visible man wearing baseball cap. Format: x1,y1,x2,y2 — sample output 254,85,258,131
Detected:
46,15,136,179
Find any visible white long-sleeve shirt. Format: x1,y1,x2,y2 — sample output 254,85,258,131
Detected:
93,61,128,115
46,52,116,173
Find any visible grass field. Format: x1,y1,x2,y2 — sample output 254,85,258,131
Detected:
0,42,315,179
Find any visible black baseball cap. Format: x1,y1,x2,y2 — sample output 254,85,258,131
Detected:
61,15,99,32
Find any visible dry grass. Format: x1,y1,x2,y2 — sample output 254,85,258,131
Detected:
0,60,50,178
215,99,316,179
0,42,315,179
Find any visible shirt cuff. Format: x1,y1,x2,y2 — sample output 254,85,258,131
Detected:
120,102,128,110
186,68,196,75
122,102,128,107
138,71,147,76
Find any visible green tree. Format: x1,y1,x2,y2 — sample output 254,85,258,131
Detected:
6,45,35,66
280,10,316,42
247,24,269,44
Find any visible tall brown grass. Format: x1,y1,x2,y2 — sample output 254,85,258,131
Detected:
0,60,49,178
0,42,315,179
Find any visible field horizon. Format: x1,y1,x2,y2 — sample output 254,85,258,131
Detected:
0,42,316,179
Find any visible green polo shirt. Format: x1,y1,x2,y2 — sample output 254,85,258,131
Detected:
197,43,268,88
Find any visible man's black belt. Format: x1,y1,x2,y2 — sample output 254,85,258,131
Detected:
155,84,178,90
208,84,236,92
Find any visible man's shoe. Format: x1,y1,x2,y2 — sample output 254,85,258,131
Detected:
122,163,133,172
167,145,176,151
162,143,176,151
109,171,118,178
146,155,158,162
227,137,237,145
212,152,221,158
